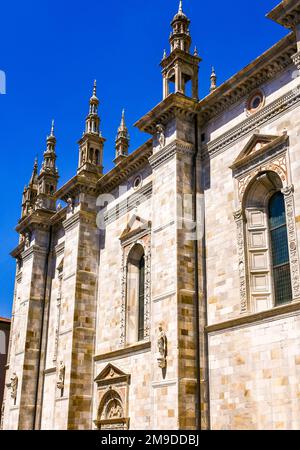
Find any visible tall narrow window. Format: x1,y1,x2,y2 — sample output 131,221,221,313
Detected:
268,192,292,305
126,244,145,344
138,255,145,341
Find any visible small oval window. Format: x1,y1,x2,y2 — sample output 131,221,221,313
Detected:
246,90,265,115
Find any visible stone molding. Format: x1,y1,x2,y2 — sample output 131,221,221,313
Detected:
21,245,48,263
206,300,300,334
238,153,288,202
202,85,300,160
149,139,195,170
104,183,152,226
94,341,151,362
54,242,65,256
63,210,97,232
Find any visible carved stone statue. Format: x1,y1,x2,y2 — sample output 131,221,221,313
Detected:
10,373,18,402
157,325,167,369
67,197,74,213
156,124,166,149
57,361,65,392
25,232,31,249
107,400,123,419
35,198,43,210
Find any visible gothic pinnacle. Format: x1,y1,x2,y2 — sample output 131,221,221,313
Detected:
210,66,217,92
179,0,183,14
50,119,55,137
92,79,97,98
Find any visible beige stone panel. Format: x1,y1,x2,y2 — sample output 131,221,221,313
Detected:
208,314,300,430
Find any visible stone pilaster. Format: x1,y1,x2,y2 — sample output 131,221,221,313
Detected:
61,199,100,429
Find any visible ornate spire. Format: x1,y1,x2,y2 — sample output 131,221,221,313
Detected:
77,82,105,175
50,119,55,137
21,158,39,217
35,121,59,211
41,120,57,175
178,0,183,14
29,158,38,186
115,109,129,165
85,80,101,135
170,0,191,53
210,66,217,92
161,3,201,100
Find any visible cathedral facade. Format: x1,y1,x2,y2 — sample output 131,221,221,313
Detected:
3,0,300,430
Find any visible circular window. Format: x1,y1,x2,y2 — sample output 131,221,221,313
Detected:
133,175,142,190
246,90,265,115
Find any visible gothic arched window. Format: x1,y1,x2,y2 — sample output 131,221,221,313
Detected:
268,192,292,306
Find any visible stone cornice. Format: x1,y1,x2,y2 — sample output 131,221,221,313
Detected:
135,93,198,134
230,134,288,173
10,241,25,259
198,33,296,123
202,84,300,160
96,140,153,194
56,173,99,202
63,210,97,232
16,209,55,234
104,182,152,226
149,139,195,170
93,341,151,362
267,0,300,28
206,300,300,334
21,245,48,263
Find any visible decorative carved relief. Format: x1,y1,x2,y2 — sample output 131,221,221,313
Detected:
238,154,288,201
234,210,248,313
282,185,300,300
10,373,18,404
94,364,130,430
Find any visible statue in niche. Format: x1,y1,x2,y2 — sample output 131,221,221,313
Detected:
25,232,31,249
67,197,74,213
10,373,18,402
57,361,65,392
157,324,167,369
156,124,166,149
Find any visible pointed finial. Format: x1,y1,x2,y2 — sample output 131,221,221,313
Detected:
50,119,55,137
179,0,183,14
194,46,198,56
210,66,217,92
163,49,167,59
93,79,97,97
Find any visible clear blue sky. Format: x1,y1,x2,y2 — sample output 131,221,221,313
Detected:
0,0,287,318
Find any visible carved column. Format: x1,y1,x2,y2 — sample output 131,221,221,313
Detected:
234,209,248,313
282,185,300,300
